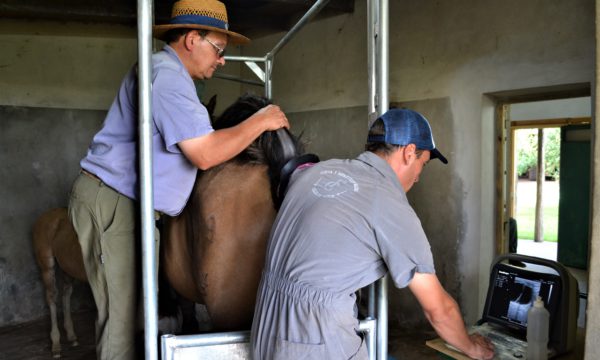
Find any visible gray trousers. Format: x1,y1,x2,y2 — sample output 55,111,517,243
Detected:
68,172,159,360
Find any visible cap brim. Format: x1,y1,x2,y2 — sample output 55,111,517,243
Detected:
430,149,448,164
153,24,250,45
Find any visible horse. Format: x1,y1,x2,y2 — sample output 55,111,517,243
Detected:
31,94,314,357
161,94,313,331
32,208,86,358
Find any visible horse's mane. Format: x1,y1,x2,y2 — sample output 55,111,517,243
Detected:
212,93,306,207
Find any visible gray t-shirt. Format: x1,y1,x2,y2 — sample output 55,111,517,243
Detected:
251,151,435,359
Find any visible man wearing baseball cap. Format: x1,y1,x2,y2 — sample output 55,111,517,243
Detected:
68,1,290,358
251,108,494,359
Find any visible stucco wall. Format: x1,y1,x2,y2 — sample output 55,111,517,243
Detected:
585,1,600,355
0,106,103,324
224,0,595,329
0,21,140,326
0,20,241,326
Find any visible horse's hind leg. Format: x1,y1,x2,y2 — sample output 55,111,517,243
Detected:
62,276,79,347
40,259,62,358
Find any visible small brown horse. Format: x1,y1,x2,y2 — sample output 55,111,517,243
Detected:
31,95,217,358
32,94,310,356
32,208,86,358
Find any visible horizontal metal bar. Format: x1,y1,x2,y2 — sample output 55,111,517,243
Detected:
213,73,264,86
162,331,250,349
358,318,376,333
224,55,266,62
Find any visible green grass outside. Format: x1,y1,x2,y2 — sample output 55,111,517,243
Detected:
515,204,558,242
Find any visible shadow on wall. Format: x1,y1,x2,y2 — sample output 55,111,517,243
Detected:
386,97,461,330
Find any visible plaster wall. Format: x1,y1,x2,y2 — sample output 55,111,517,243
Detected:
0,21,142,326
0,20,242,326
585,1,600,355
0,106,102,325
225,0,595,330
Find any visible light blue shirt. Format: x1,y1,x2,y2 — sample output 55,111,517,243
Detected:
81,45,213,216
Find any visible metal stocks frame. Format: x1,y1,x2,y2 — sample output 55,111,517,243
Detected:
135,0,390,359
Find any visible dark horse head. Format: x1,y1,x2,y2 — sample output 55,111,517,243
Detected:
213,93,318,208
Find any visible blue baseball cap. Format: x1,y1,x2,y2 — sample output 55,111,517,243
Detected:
367,108,448,164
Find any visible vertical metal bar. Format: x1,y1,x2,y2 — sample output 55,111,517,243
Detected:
367,0,378,124
358,318,377,360
376,275,388,360
367,7,378,350
367,283,376,318
137,0,158,359
377,0,389,115
376,2,390,356
265,58,273,99
369,0,389,359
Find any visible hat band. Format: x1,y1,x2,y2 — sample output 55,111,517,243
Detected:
170,14,229,31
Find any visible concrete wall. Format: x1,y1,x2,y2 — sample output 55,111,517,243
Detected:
0,0,595,347
0,20,242,326
220,0,595,330
585,1,600,355
0,20,140,325
0,106,102,324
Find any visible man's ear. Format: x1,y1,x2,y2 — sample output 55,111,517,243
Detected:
183,30,196,51
403,144,417,163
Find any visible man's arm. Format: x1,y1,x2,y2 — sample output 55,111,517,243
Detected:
408,272,494,360
178,104,289,170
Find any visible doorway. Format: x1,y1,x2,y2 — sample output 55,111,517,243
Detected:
511,127,561,261
498,96,591,269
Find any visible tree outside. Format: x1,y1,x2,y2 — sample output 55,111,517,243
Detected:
514,127,560,242
516,128,561,180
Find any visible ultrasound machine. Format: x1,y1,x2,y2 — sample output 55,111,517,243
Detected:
472,254,579,359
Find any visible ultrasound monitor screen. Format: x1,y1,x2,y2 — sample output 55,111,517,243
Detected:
484,263,561,334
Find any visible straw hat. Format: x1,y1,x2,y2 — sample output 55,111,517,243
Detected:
153,0,250,44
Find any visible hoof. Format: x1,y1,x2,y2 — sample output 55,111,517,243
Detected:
52,346,61,358
71,340,79,347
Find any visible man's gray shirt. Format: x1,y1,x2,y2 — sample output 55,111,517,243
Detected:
251,151,435,359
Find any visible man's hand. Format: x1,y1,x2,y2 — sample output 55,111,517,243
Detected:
408,273,495,360
249,104,289,131
464,333,494,360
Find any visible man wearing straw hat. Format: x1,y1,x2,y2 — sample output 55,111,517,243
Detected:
68,1,288,359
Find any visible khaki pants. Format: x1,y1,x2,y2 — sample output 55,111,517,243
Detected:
68,172,159,360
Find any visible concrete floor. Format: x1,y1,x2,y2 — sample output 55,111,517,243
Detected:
0,311,95,360
0,310,440,360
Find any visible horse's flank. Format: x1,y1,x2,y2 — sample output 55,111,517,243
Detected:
163,162,276,329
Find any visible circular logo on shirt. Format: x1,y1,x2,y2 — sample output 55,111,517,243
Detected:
312,170,359,198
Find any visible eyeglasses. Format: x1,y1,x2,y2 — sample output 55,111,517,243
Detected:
203,37,226,58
